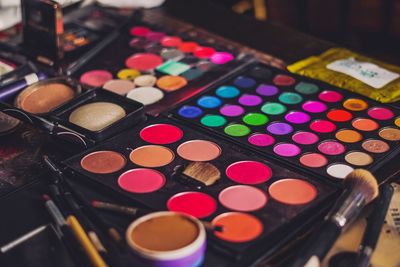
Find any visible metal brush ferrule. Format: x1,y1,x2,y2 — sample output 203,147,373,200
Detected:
330,191,366,228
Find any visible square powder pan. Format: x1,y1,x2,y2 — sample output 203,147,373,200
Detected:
51,88,145,143
63,116,338,261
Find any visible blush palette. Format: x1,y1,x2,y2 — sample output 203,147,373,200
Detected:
72,19,248,116
63,117,336,260
172,62,400,181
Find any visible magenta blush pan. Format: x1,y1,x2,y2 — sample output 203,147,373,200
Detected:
118,169,166,193
226,161,272,184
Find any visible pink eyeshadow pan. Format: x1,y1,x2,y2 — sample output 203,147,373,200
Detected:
219,185,267,211
273,143,301,157
248,133,275,147
302,101,327,113
299,153,328,168
318,140,346,155
318,90,343,102
292,131,319,145
367,107,394,120
118,169,165,193
310,120,336,133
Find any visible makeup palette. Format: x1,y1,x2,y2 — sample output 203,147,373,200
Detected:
72,18,248,115
0,78,144,146
172,62,400,181
64,117,336,260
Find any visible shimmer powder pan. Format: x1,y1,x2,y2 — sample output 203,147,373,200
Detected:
81,151,126,174
16,80,76,114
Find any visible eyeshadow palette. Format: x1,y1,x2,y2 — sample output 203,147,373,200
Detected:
172,62,400,182
71,18,250,116
63,117,337,260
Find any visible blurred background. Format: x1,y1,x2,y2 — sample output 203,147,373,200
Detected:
211,0,400,65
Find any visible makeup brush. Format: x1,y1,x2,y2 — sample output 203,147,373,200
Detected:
172,162,221,189
356,183,394,267
291,169,379,267
91,200,143,216
201,221,224,233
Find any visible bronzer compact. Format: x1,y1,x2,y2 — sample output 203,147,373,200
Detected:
171,62,400,182
0,77,144,147
63,116,337,263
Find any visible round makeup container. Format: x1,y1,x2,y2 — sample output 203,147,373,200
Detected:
15,78,79,114
126,212,206,267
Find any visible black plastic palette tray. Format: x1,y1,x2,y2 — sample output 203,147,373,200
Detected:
70,19,250,116
63,117,337,260
170,62,400,183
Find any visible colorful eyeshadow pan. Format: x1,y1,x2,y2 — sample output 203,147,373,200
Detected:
197,96,222,108
117,68,140,80
212,212,263,243
284,111,310,124
80,70,113,87
178,42,199,53
278,92,302,104
233,76,256,88
318,90,343,102
125,53,163,71
335,129,362,143
345,151,373,166
226,161,272,184
352,118,379,131
343,98,368,111
130,26,150,36
126,87,164,106
267,122,293,135
327,109,353,122
299,153,327,168
167,192,217,218
273,74,295,86
118,169,165,193
326,164,354,179
224,124,250,137
268,179,317,205
129,145,174,167
81,151,126,174
178,105,203,118
238,94,262,106
362,139,390,153
318,140,345,155
210,52,234,65
302,101,327,113
256,84,279,96
248,133,275,147
103,79,135,95
156,75,188,91
367,107,394,120
193,47,216,59
215,86,240,98
156,61,190,75
220,105,245,117
379,127,400,141
310,120,336,133
273,143,301,157
243,113,268,126
200,115,227,127
219,185,267,211
395,117,400,127
140,124,183,144
261,102,286,115
160,36,182,47
295,82,319,94
292,131,319,145
177,140,221,161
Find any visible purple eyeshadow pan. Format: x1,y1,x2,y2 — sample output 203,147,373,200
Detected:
267,122,293,135
248,133,275,147
273,143,301,157
238,94,263,106
220,105,245,117
256,84,279,96
284,111,311,124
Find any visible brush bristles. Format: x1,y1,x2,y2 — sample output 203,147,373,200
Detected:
344,169,379,203
183,162,221,186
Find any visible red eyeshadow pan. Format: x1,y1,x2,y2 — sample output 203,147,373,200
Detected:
367,107,394,120
125,53,163,71
160,36,182,47
140,124,183,144
309,120,336,133
193,47,216,59
318,90,343,102
130,26,151,36
118,169,165,193
178,42,199,53
327,109,353,122
167,192,217,218
80,70,113,87
226,161,272,184
273,74,295,86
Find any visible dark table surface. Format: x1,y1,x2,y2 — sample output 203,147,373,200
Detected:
1,1,399,267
